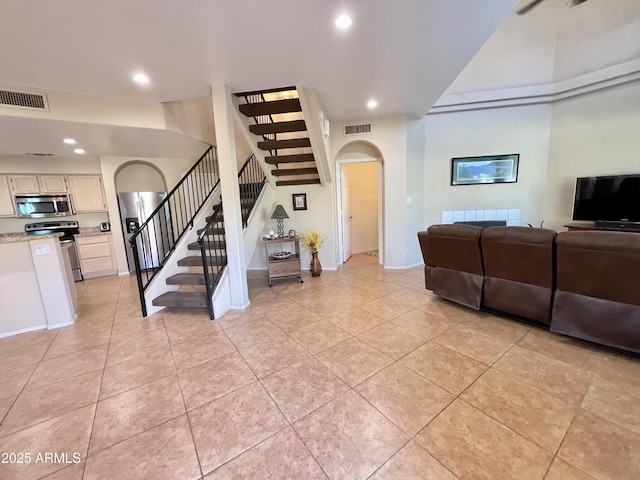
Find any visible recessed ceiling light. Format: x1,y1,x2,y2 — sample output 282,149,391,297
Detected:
132,72,150,85
74,148,85,154
335,14,352,29
367,99,379,109
63,138,77,145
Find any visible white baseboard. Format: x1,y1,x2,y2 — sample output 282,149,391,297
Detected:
0,324,47,339
384,262,424,270
47,319,76,330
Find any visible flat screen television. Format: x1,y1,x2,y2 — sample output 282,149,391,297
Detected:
572,174,640,222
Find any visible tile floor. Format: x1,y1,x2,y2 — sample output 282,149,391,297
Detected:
0,254,639,479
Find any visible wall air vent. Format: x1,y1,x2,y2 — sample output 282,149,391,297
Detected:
344,123,372,136
25,153,55,156
0,89,49,111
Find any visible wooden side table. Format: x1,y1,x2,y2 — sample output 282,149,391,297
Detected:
263,236,303,286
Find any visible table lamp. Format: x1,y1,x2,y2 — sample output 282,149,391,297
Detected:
271,204,289,237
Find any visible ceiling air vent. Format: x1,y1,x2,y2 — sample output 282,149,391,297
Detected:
344,123,372,136
0,89,48,111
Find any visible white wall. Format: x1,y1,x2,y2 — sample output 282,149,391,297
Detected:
115,163,166,192
544,81,640,230
423,104,553,229
343,162,378,254
100,156,196,273
332,116,409,267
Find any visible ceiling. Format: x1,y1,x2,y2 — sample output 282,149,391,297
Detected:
1,0,636,160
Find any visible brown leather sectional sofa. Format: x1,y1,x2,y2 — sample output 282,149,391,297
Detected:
418,225,640,354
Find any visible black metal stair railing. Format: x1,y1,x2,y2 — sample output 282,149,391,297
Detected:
238,152,267,228
199,202,226,319
131,146,219,316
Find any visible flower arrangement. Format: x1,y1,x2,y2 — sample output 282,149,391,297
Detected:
299,231,324,253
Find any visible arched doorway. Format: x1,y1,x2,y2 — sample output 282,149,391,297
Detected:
335,141,384,265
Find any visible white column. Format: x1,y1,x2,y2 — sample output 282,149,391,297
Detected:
211,83,249,309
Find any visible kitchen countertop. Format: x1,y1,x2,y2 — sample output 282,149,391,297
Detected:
0,232,63,244
77,227,111,237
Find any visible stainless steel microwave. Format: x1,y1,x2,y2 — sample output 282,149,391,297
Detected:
14,194,73,218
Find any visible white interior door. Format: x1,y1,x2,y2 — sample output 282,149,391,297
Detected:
342,167,353,262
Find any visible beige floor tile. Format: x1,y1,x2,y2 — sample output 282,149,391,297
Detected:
40,460,86,480
0,404,95,480
205,427,326,480
164,313,221,345
109,315,165,343
90,375,186,454
416,400,553,480
360,297,414,321
493,345,594,405
326,307,387,335
332,287,380,306
0,396,16,421
358,323,427,360
215,309,266,330
459,315,531,344
262,357,349,422
84,415,200,480
288,319,352,354
316,337,393,387
224,319,284,348
419,299,485,323
0,364,36,400
461,369,577,453
401,342,488,395
581,374,640,435
358,280,404,296
0,329,57,354
558,410,640,480
392,309,455,340
0,370,101,437
596,353,640,390
356,363,454,435
544,458,596,480
299,297,356,319
435,325,515,364
518,328,604,371
190,382,288,474
0,341,49,373
100,346,175,399
239,334,310,378
26,344,107,390
387,288,433,308
178,351,256,410
294,390,407,479
106,326,169,365
171,330,236,371
370,441,458,480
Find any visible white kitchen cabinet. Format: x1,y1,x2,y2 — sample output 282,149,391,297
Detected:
38,175,67,193
9,175,40,194
67,175,107,212
76,233,118,279
0,175,16,216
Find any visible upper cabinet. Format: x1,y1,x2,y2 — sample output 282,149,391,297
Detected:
38,175,68,194
9,174,68,194
67,175,107,213
0,176,16,217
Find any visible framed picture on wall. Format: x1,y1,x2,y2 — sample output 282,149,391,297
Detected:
292,193,307,210
451,154,519,185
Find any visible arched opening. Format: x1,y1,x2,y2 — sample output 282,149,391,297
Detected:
335,140,384,265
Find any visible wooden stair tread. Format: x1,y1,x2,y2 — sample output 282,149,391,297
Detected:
188,241,225,250
177,255,227,266
271,167,318,176
166,273,206,285
152,291,208,308
196,227,224,235
250,120,307,135
265,153,315,165
258,138,311,150
239,98,301,117
276,178,321,186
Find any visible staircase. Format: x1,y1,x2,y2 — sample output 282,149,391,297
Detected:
235,86,321,186
146,152,265,318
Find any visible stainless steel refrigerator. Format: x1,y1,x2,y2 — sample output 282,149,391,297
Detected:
118,191,172,274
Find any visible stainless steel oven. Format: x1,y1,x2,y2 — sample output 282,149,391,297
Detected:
15,194,73,218
25,221,83,281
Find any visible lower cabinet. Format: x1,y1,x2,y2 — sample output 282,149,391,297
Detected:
76,234,118,279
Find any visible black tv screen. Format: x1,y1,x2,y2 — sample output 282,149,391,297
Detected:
573,174,640,222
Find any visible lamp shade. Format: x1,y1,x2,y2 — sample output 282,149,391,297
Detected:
271,204,289,219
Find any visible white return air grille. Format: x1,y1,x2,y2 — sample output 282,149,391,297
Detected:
0,89,49,111
344,123,372,136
